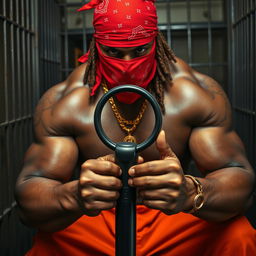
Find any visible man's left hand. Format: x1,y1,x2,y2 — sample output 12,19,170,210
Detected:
128,130,190,214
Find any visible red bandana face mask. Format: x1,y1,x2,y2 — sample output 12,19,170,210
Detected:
77,0,158,103
96,41,157,104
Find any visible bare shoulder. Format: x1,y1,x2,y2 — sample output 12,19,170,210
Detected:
34,63,90,140
168,57,232,129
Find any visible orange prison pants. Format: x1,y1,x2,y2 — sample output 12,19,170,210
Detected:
26,206,256,256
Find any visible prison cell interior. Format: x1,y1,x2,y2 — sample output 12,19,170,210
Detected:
0,0,60,255
0,0,38,254
0,0,255,255
60,0,228,88
228,0,256,227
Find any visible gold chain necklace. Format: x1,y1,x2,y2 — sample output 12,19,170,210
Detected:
102,82,147,143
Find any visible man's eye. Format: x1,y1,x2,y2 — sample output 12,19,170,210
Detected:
136,47,147,54
107,48,118,55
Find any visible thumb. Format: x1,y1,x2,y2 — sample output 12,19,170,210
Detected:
97,154,115,162
156,130,177,160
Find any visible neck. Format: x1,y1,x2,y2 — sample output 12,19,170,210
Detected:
113,96,145,120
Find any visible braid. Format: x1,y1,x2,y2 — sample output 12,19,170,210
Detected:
83,32,176,114
150,31,176,114
83,37,97,89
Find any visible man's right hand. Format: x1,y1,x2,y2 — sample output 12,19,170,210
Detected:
78,154,122,216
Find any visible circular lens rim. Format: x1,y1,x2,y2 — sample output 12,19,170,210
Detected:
94,85,162,152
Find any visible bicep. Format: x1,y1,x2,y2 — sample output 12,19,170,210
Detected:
189,126,252,175
19,136,79,183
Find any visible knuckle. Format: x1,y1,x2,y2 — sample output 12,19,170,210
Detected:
167,162,180,171
100,202,115,211
144,176,152,186
81,189,93,199
104,202,115,210
167,175,182,187
108,191,119,200
174,176,183,186
84,202,94,211
80,175,93,186
81,160,93,170
146,162,155,171
103,161,111,169
109,178,121,188
167,190,179,199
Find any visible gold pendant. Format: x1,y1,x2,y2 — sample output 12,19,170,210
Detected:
123,135,136,143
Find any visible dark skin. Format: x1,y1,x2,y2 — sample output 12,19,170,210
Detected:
15,41,255,232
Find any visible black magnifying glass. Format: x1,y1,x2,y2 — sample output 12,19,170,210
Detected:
94,85,162,256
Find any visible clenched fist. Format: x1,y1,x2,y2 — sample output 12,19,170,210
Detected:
128,130,193,214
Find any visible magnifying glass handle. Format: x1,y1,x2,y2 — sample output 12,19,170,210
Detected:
115,142,137,256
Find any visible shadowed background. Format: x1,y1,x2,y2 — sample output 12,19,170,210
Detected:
0,0,255,255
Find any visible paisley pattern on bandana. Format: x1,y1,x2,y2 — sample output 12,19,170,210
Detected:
95,0,109,14
78,0,158,47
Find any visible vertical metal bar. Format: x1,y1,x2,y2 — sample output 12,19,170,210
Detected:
50,0,53,85
166,0,171,46
9,0,15,251
16,0,21,119
64,0,69,77
56,0,60,83
6,1,12,121
207,0,213,76
10,0,15,121
227,0,233,102
1,3,7,249
0,126,4,247
82,0,87,54
243,0,246,111
27,0,32,116
2,0,9,218
0,0,39,253
26,0,30,116
6,125,11,250
32,0,39,106
47,0,51,88
186,0,192,64
21,0,25,117
44,0,47,92
254,0,256,167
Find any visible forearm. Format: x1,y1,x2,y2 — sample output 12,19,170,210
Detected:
186,168,255,222
15,178,83,232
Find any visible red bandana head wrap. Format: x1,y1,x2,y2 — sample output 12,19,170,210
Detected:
78,0,158,103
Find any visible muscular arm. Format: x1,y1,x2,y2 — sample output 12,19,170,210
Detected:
129,64,254,222
188,72,255,221
15,137,82,232
15,64,122,232
189,126,254,221
15,78,84,231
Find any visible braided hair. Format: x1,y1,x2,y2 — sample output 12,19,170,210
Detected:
83,31,176,114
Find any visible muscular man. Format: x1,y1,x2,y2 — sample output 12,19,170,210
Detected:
16,0,256,255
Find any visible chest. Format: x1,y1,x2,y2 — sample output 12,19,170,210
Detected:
74,102,192,164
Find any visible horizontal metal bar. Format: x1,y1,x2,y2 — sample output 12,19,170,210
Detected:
233,107,256,116
40,57,61,64
158,22,227,30
58,0,205,6
61,22,227,35
233,9,255,26
0,115,32,128
60,68,75,72
190,62,228,67
0,201,17,221
0,14,35,34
